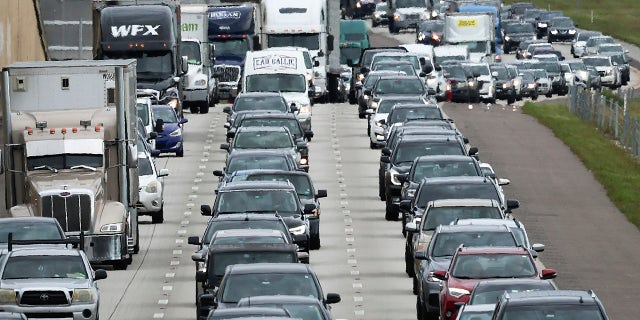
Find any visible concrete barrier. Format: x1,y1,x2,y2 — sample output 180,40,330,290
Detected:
0,0,46,68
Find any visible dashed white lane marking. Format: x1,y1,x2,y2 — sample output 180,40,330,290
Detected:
158,300,169,305
347,248,356,253
165,273,175,278
350,270,360,276
153,313,165,318
342,210,351,214
196,172,204,177
340,201,349,206
186,203,195,208
175,239,184,244
191,186,199,191
352,283,363,289
348,259,357,265
344,218,353,223
172,250,182,255
339,193,348,198
188,194,198,199
170,260,180,266
198,165,206,169
346,237,355,242
162,286,173,291
177,229,187,235
183,211,192,216
345,228,354,233
180,220,190,225
353,296,364,302
355,310,365,316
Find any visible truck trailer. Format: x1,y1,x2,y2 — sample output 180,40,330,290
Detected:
1,60,140,269
443,12,496,63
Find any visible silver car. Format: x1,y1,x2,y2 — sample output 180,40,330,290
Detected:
0,245,107,320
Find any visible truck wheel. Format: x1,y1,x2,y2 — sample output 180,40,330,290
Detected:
189,104,199,114
113,259,128,270
199,102,209,114
152,207,164,224
133,226,140,254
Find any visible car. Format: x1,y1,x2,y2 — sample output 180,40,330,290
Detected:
202,181,313,253
193,242,301,320
223,92,293,128
505,64,524,100
518,71,539,100
416,20,444,46
440,64,480,103
530,47,564,61
386,122,464,154
584,35,615,56
204,263,340,310
461,62,495,103
365,75,429,112
572,31,602,58
207,307,291,320
604,52,630,85
136,151,169,223
489,64,517,104
595,43,627,57
237,295,333,320
501,22,537,54
520,69,551,97
235,170,327,250
515,40,547,59
0,238,107,320
413,224,520,317
381,136,475,221
376,103,446,148
565,60,595,88
546,17,577,42
151,104,188,157
386,0,430,34
523,43,553,60
526,60,566,95
371,2,389,27
508,2,536,19
433,246,557,320
366,96,428,144
372,61,419,77
221,126,308,171
213,149,302,185
348,46,408,104
452,219,545,256
468,279,557,306
492,290,609,320
136,96,155,148
351,0,377,18
534,11,563,38
583,55,622,89
0,217,65,247
356,71,407,118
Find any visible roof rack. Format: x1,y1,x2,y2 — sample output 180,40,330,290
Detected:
7,232,84,252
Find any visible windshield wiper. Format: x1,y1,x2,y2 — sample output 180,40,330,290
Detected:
69,165,97,172
33,165,58,173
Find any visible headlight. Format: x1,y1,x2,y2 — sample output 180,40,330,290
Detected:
371,101,379,109
393,13,401,21
299,104,312,114
550,29,558,34
357,74,364,81
504,35,511,41
527,83,537,89
167,98,179,110
72,289,94,303
169,128,182,137
0,289,16,304
390,168,401,185
363,94,370,100
569,29,576,34
431,10,438,18
538,22,547,27
605,69,613,75
100,223,124,233
448,287,470,299
375,121,384,127
533,36,538,40
145,180,158,193
502,82,511,89
432,34,440,41
417,32,426,41
467,80,475,87
374,13,381,18
194,79,206,86
356,1,361,8
300,157,308,165
289,224,307,235
426,272,442,282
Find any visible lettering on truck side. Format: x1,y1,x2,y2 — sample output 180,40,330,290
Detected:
111,25,160,37
209,11,242,20
181,23,198,32
457,19,478,27
253,55,298,70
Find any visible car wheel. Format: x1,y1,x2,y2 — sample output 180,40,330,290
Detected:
531,92,539,100
367,123,371,136
176,148,184,157
310,235,321,250
370,140,377,149
413,276,419,295
385,196,397,221
199,103,210,114
379,174,386,201
405,246,415,277
507,94,516,104
152,207,164,224
133,225,140,254
545,91,553,98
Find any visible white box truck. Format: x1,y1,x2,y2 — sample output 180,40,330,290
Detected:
443,12,495,63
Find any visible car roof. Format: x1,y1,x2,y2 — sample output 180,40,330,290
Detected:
0,217,61,224
227,149,294,158
241,113,298,120
213,229,286,238
209,307,290,317
423,176,492,185
236,92,283,98
378,75,423,81
379,95,427,102
457,246,529,255
414,155,475,162
452,218,523,228
398,135,461,144
218,180,295,191
391,104,439,110
239,169,309,178
475,278,555,289
236,126,290,133
8,247,80,257
502,290,601,305
239,295,322,305
209,213,284,221
430,198,501,207
436,224,511,234
209,243,298,253
372,51,417,57
227,262,312,274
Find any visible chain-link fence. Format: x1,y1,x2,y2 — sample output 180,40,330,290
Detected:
568,86,640,156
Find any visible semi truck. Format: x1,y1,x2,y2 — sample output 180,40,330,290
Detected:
261,0,342,103
443,12,496,63
182,4,217,114
0,60,140,270
92,0,188,117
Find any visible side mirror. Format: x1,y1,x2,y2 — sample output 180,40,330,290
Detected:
314,60,320,67
399,200,412,211
424,64,434,74
226,131,236,139
419,57,427,66
290,105,299,113
532,243,545,252
296,144,308,151
224,123,231,130
363,89,372,96
220,143,230,151
195,270,207,282
414,250,428,260
432,270,447,281
188,236,200,245
360,67,369,74
173,76,181,85
380,155,390,163
498,178,510,186
506,199,520,211
181,56,188,75
316,189,328,198
94,269,107,280
297,251,310,263
325,293,341,304
192,253,205,263
200,204,212,216
541,269,557,279
148,132,158,140
304,130,314,139
154,119,164,133
180,118,188,124
127,144,138,169
213,170,224,177
209,43,216,62
405,222,418,233
303,203,315,215
468,146,479,156
463,137,469,144
381,148,391,156
158,169,170,178
223,106,232,114
199,294,216,308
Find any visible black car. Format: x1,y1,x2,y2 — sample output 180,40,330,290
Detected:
380,136,475,221
515,39,547,59
440,64,480,103
207,307,291,320
348,47,408,104
547,17,577,43
202,180,313,252
223,92,294,127
193,243,301,320
531,47,565,61
416,20,444,46
213,149,302,186
366,75,429,112
227,112,313,143
502,22,537,54
207,263,341,310
356,71,407,118
352,0,377,18
372,2,389,27
468,279,557,305
237,295,334,320
233,169,328,250
535,11,563,38
493,290,609,320
489,63,517,104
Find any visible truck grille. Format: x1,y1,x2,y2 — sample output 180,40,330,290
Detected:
406,13,420,20
214,65,241,83
41,194,92,232
20,291,69,305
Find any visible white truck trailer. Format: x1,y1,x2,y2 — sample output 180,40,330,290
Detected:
443,12,495,63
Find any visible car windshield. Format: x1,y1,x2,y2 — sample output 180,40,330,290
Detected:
204,220,288,244
501,305,605,320
420,22,444,33
552,19,574,28
490,67,511,80
375,78,425,95
539,62,561,73
372,55,421,71
458,311,492,320
241,119,302,137
470,283,555,305
227,156,290,173
234,131,293,149
139,156,154,176
443,65,468,79
432,232,517,257
373,63,417,76
153,107,178,123
532,70,547,79
181,41,201,64
234,96,288,113
599,45,624,54
451,254,537,279
3,255,87,279
378,99,424,113
464,41,488,53
394,143,464,165
27,154,103,171
389,107,442,124
468,65,490,76
417,183,500,207
222,273,319,303
217,190,299,214
505,24,535,33
396,0,427,8
423,206,503,230
588,37,614,46
583,57,611,67
568,62,586,71
609,54,627,65
212,235,286,246
0,222,62,243
213,38,250,57
435,55,466,66
268,33,320,51
211,252,295,276
376,3,387,10
246,74,307,93
246,174,313,198
412,160,479,181
136,103,150,126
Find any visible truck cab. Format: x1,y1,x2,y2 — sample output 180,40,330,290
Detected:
339,19,370,65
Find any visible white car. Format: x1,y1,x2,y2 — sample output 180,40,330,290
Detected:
462,62,496,103
582,55,621,88
137,151,169,223
572,31,602,58
136,96,155,149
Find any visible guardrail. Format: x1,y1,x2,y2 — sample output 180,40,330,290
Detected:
568,86,640,156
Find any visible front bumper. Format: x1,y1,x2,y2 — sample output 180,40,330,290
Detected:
156,137,183,153
495,86,515,99
369,126,386,146
217,82,239,99
394,19,421,30
548,31,575,41
183,88,208,102
297,113,312,131
0,303,99,320
137,190,162,214
83,233,128,264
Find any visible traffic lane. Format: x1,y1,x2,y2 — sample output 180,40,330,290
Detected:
99,108,224,320
442,101,640,319
310,102,415,320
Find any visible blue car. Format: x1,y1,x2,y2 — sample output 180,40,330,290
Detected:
152,104,188,157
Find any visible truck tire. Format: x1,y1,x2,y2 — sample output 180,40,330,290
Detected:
153,207,164,224
113,259,128,270
189,104,199,114
133,226,140,254
199,102,209,114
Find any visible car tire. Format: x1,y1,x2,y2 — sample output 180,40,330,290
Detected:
176,148,184,157
152,207,164,224
370,140,377,149
200,103,209,114
133,225,140,254
310,235,321,250
405,246,415,277
379,174,386,201
385,196,397,221
545,91,553,98
507,94,516,104
412,276,419,295
531,92,539,100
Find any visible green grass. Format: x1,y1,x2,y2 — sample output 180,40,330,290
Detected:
504,0,640,46
522,102,640,228
599,89,640,119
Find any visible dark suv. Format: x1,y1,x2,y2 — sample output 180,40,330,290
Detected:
493,290,609,320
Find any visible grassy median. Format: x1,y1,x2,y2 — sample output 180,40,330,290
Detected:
504,0,640,46
522,102,640,228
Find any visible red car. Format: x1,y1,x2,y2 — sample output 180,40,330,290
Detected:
433,246,557,320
